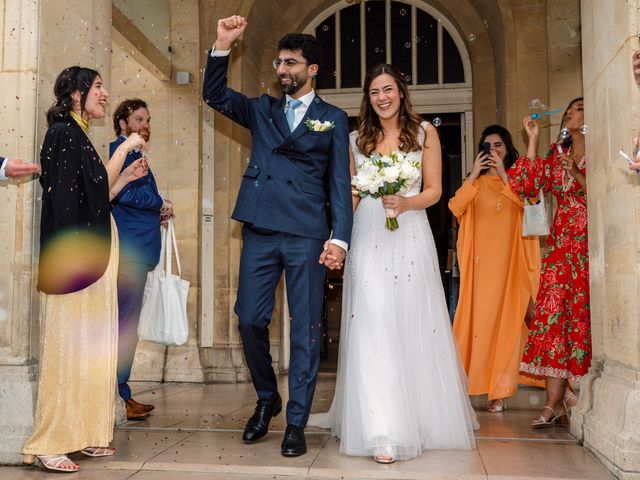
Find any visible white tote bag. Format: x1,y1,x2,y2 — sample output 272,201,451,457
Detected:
138,219,190,346
522,190,550,237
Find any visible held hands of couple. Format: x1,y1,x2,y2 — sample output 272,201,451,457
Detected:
319,241,346,271
215,15,248,51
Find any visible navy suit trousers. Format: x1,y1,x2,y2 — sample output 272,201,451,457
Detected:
117,260,153,401
235,225,325,427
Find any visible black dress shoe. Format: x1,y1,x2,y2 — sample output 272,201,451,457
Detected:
242,393,282,443
281,425,307,457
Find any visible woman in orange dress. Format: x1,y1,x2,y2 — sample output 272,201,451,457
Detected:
450,125,542,413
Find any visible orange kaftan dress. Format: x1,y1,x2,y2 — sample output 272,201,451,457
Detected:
449,175,542,400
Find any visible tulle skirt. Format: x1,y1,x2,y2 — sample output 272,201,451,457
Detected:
309,196,478,460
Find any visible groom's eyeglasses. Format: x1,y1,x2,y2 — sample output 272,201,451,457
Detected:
272,58,308,69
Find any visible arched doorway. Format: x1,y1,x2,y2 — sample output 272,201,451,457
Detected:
302,0,473,369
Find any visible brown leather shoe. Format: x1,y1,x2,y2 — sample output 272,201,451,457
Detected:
125,399,150,420
127,397,155,412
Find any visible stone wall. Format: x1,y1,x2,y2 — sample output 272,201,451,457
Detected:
570,1,640,478
110,0,204,384
0,0,112,463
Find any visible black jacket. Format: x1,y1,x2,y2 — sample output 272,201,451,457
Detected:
38,116,111,294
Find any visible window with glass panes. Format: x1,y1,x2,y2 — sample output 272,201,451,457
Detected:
311,0,468,91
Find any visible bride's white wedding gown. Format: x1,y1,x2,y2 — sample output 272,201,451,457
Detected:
309,123,478,460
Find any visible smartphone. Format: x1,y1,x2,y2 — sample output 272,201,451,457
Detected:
479,142,491,156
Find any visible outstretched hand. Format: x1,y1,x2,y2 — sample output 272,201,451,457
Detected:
215,15,247,51
319,241,346,270
5,158,40,178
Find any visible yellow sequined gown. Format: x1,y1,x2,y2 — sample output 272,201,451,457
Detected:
23,218,119,455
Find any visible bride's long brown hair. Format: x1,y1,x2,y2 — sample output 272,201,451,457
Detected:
356,63,425,157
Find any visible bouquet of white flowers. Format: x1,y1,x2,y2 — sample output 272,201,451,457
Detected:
351,150,421,231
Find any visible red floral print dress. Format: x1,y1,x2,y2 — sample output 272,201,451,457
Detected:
508,144,590,381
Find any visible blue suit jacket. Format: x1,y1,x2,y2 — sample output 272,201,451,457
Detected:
110,136,163,266
203,54,353,244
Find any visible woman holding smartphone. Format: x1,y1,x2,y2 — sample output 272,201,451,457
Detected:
449,125,542,413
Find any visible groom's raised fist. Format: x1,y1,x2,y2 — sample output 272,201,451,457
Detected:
214,15,248,51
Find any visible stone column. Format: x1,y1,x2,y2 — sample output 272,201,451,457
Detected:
571,1,640,478
0,0,111,464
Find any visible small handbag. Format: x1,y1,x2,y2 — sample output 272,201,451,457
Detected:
138,219,190,346
522,190,549,237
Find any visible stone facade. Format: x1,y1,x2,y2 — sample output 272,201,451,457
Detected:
0,1,638,478
569,2,640,479
0,0,112,463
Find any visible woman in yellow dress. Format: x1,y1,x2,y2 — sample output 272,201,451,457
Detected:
449,125,542,413
23,66,147,473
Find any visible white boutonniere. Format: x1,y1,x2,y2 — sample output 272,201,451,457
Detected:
305,119,335,132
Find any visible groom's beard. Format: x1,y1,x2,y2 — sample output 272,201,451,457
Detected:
279,71,307,96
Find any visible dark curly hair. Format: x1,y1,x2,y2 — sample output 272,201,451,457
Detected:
277,33,322,66
46,66,100,126
112,98,148,136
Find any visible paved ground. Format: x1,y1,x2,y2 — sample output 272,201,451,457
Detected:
3,375,615,479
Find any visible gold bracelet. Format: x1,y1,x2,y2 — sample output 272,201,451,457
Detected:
351,189,359,197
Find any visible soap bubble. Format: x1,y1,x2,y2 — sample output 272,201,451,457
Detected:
560,127,570,140
405,42,411,48
322,24,330,32
580,124,589,135
467,33,476,42
528,98,548,111
432,117,442,127
399,8,407,16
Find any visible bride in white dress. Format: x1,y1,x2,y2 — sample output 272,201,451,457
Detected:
309,63,477,463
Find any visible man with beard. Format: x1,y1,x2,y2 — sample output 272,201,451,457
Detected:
203,16,352,457
110,99,173,420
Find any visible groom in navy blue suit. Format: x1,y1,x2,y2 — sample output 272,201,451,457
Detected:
203,15,352,456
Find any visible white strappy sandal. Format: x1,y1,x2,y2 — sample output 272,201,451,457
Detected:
81,447,116,457
36,454,80,472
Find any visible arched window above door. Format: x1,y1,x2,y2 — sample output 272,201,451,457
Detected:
306,0,471,91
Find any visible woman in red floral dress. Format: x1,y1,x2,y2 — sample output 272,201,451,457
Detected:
508,98,589,427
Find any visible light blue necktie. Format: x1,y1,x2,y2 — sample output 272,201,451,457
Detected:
286,99,303,131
